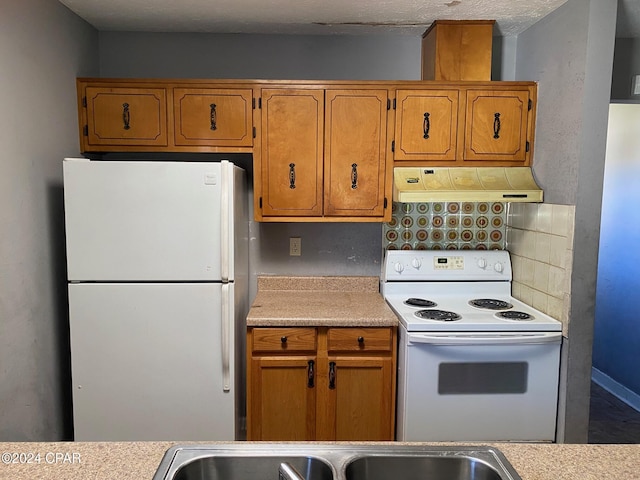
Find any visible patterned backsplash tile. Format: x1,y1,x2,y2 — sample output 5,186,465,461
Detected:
383,202,507,250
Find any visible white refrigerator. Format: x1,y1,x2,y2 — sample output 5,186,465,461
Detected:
63,158,249,441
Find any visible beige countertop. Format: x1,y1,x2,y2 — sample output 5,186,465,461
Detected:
0,442,638,479
246,276,398,327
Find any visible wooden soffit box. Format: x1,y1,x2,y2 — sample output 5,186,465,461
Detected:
421,20,496,82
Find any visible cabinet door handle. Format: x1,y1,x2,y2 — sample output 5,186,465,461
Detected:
122,103,131,130
351,163,358,190
493,112,501,139
307,360,314,388
423,112,430,139
289,163,296,189
329,361,336,389
210,103,217,131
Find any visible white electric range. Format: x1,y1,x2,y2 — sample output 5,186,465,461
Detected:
381,249,562,442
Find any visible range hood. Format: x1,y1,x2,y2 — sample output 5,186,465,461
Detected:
393,167,543,203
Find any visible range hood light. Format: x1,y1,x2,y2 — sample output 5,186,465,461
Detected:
393,167,543,203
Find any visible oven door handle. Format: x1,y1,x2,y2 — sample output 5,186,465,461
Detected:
407,332,562,346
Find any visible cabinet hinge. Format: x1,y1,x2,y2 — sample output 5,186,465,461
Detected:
83,125,88,136
528,99,532,111
526,141,530,152
259,197,263,208
391,140,395,153
82,96,87,107
393,98,396,110
384,198,388,209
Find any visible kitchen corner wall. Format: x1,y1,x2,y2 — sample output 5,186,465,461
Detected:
506,203,575,334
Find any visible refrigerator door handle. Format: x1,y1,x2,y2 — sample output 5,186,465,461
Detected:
221,283,231,392
220,160,230,283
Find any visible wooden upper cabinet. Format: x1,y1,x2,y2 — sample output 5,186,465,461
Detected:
464,89,531,162
173,88,253,146
260,88,324,217
394,89,459,162
324,89,389,217
84,86,168,147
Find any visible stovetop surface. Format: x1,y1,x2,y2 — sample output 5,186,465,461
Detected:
381,250,562,332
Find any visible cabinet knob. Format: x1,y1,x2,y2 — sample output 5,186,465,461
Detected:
357,336,364,344
281,336,287,344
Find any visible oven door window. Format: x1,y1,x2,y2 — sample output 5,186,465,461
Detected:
438,362,528,394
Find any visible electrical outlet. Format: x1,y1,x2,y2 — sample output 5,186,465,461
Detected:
289,237,301,256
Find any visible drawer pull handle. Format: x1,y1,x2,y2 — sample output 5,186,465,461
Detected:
289,163,296,189
357,336,364,344
307,360,314,388
423,112,430,139
351,163,358,189
281,336,287,344
329,361,336,389
210,103,217,130
493,112,501,139
122,103,131,130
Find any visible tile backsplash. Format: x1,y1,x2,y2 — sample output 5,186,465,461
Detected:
506,203,575,333
383,201,507,250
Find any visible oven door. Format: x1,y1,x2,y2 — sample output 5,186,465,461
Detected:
396,330,562,442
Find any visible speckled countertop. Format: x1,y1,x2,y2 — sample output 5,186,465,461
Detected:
246,276,398,327
0,442,638,479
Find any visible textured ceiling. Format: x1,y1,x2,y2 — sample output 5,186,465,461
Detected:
57,0,639,37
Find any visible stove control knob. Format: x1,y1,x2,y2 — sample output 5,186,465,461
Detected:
394,262,404,274
477,258,487,269
411,258,422,269
494,262,504,273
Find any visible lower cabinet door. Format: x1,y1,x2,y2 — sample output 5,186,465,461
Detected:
321,356,395,441
248,356,316,440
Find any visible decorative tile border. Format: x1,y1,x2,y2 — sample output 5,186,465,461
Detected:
383,202,508,250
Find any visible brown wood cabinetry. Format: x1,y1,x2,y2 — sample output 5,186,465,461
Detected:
247,326,396,441
77,79,255,153
393,83,536,167
256,87,392,222
83,86,168,148
173,88,253,147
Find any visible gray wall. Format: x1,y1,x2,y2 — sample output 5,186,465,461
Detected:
0,0,98,440
98,32,422,301
513,0,618,442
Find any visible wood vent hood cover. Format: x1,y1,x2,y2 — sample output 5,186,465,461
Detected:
393,167,543,203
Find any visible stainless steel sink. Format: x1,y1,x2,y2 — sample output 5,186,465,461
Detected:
153,444,521,480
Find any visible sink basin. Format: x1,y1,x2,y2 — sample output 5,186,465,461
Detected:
169,455,333,480
153,444,521,480
345,455,504,480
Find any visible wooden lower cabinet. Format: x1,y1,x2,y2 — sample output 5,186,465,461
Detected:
247,326,397,441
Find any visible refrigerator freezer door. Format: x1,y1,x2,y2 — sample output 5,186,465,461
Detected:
63,159,230,281
68,283,235,441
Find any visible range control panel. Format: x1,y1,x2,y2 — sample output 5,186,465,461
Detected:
382,250,512,282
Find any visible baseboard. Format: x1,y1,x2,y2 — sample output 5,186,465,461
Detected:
591,367,640,413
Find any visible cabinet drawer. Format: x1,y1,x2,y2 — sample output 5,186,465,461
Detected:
327,328,392,352
252,328,317,353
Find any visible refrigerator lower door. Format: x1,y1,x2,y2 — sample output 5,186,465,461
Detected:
68,282,235,441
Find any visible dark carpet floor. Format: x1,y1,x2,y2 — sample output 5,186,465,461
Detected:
588,381,640,443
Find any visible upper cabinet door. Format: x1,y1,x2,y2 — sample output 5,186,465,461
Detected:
394,89,459,162
85,87,168,147
464,89,531,162
324,89,388,217
173,88,253,147
260,88,324,217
